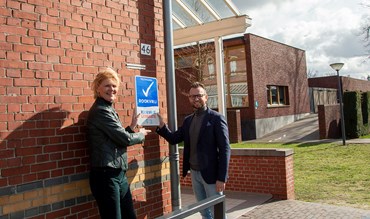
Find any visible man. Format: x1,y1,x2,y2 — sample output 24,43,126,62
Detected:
156,82,231,219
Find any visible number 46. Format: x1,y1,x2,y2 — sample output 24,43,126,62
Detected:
141,43,151,56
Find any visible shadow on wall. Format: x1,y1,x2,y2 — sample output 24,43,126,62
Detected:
327,119,341,139
1,106,164,218
0,107,89,185
241,120,256,140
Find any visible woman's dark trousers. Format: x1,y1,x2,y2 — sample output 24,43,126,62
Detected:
90,168,136,219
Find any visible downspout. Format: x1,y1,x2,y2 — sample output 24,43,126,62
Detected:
163,0,181,211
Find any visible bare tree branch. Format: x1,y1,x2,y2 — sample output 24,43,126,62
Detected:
359,1,370,57
175,41,215,96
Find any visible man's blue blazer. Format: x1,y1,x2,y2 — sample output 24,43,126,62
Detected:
157,108,231,184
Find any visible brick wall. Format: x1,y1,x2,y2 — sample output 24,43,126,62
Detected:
179,148,295,200
0,1,171,218
244,34,310,120
241,34,311,140
308,76,370,92
318,104,341,139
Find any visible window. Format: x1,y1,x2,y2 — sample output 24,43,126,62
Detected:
207,57,215,79
207,96,218,109
176,56,193,68
230,60,237,73
231,95,243,106
205,83,248,109
225,46,246,77
267,85,289,106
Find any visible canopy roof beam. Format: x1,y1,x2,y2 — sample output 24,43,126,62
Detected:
224,0,241,16
199,0,221,20
175,0,203,25
173,15,251,46
172,14,186,28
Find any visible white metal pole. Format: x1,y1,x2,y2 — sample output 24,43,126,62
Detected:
214,36,226,118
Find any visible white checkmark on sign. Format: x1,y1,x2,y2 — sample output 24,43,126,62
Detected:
142,81,154,97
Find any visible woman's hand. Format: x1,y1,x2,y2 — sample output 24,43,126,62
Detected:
130,109,140,130
139,128,151,136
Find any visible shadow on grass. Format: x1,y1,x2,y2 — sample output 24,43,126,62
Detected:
282,139,340,147
283,142,326,147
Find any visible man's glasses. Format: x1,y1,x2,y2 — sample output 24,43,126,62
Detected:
188,94,206,99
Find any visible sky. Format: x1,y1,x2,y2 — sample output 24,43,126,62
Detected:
233,0,370,79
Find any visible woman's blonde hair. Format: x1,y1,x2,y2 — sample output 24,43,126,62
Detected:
91,68,120,99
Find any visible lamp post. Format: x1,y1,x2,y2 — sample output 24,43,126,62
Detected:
330,63,346,145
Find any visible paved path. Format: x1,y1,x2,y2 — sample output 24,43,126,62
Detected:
180,188,272,219
248,113,370,144
249,114,323,143
181,188,370,219
238,199,370,219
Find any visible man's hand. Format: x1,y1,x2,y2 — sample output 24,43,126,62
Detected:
216,181,225,193
157,113,165,128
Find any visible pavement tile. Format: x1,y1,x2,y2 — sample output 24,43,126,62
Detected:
238,200,370,219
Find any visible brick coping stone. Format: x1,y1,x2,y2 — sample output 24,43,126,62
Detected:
230,148,294,157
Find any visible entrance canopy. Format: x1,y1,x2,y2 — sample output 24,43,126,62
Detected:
171,0,251,46
163,0,251,211
170,0,251,116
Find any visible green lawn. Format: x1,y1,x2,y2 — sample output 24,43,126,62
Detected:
231,142,370,210
360,133,370,139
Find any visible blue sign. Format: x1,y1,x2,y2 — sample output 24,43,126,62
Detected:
135,76,159,126
255,100,259,109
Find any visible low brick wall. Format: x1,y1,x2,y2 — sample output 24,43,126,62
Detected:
179,148,295,200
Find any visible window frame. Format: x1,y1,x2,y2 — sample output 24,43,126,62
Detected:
267,85,289,107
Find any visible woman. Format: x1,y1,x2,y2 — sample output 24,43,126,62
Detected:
87,68,151,219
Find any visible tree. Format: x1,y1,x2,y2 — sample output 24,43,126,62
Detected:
360,2,370,57
175,42,214,84
174,41,215,97
173,0,215,95
307,69,318,78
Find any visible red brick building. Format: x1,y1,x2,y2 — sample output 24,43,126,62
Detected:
308,76,370,113
308,76,370,139
175,34,310,140
308,76,370,92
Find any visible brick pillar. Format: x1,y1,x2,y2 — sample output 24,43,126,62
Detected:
318,104,341,139
227,109,242,143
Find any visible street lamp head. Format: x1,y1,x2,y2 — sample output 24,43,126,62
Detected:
330,63,344,71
